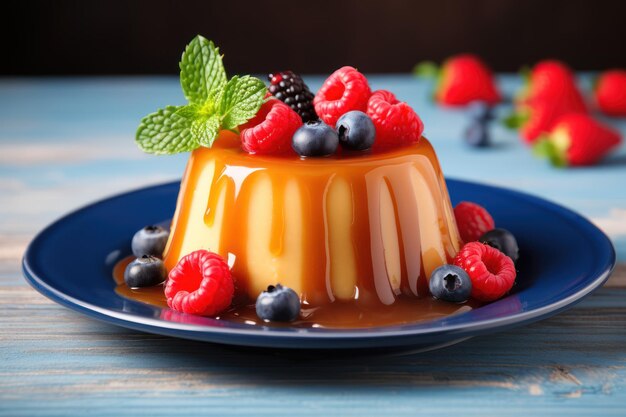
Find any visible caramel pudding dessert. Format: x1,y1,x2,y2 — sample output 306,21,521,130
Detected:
163,132,461,306
117,36,518,328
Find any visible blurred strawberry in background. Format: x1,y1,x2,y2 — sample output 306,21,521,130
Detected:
506,60,587,144
595,69,626,117
534,113,622,167
415,54,500,106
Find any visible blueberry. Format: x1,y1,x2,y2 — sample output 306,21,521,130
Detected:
480,228,519,263
336,110,376,151
124,255,168,288
292,120,339,157
429,265,472,303
255,284,301,322
464,122,490,147
467,101,494,122
131,225,169,258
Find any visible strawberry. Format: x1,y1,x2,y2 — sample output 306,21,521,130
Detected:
433,54,500,106
595,69,626,117
517,92,587,144
507,61,587,144
533,113,622,166
517,60,585,106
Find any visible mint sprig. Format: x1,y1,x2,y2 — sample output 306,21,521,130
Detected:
136,106,197,154
220,75,267,130
180,37,227,105
136,35,267,155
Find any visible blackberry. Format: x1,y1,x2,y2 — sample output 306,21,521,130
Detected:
268,71,318,122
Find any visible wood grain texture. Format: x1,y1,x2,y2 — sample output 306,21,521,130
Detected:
0,76,625,416
1,282,625,416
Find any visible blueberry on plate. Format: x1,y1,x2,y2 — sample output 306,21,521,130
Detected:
429,265,472,303
131,225,169,258
124,255,168,288
336,110,376,151
255,284,301,322
467,101,494,122
464,122,490,147
480,228,519,263
292,120,339,157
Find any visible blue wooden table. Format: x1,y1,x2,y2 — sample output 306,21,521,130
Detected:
1,75,625,416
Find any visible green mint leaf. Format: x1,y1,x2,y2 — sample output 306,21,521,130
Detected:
136,106,198,154
192,115,221,148
219,75,266,130
174,104,201,119
179,35,227,105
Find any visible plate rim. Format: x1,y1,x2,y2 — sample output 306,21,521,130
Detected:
21,178,616,345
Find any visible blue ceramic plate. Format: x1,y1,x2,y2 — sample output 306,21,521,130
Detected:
22,179,615,350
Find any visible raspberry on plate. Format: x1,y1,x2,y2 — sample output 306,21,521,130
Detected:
453,201,495,243
313,66,371,126
240,99,302,155
366,90,424,150
165,250,234,316
453,242,517,302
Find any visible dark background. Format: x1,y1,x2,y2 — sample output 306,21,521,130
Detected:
4,0,626,76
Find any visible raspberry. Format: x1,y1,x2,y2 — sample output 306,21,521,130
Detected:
454,201,495,243
240,100,302,154
268,71,318,122
313,66,371,126
453,242,516,301
366,90,424,150
165,250,234,316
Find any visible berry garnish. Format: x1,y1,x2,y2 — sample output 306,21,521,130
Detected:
464,122,490,147
479,228,519,263
165,250,234,316
255,284,301,322
124,255,168,288
268,71,318,122
595,69,626,117
366,90,424,150
533,113,622,166
454,242,517,302
429,264,472,303
434,54,500,106
336,110,376,151
453,201,495,243
313,66,371,126
131,225,169,258
292,119,339,157
240,100,302,155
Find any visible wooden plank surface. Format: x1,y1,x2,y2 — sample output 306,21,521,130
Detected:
0,76,625,416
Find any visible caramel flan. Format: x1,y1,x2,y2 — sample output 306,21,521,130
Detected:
163,131,462,307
